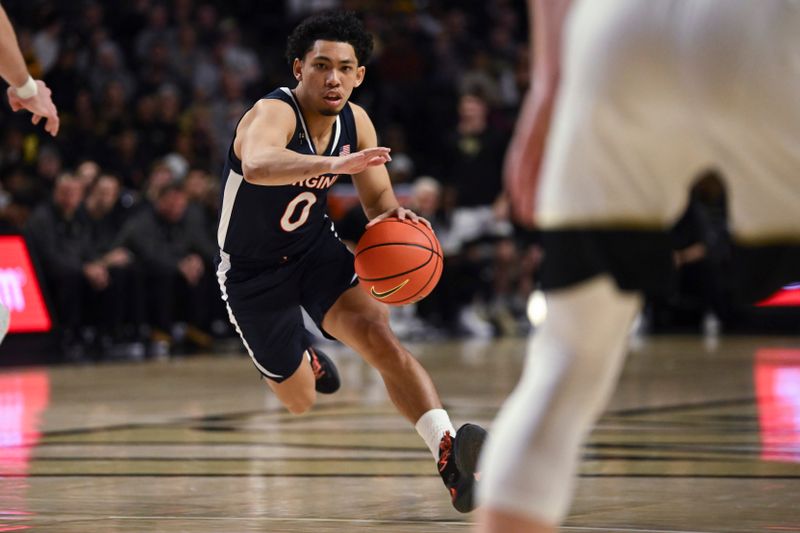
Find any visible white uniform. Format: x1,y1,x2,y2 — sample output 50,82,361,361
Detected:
539,0,800,242
479,0,800,525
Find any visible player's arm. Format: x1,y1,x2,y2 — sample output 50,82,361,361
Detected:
504,0,572,227
237,99,391,186
0,4,59,135
350,104,431,228
0,5,29,88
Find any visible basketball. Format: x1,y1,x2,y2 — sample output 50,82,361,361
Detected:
354,218,444,306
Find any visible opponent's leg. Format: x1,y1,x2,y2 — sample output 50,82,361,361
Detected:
476,275,640,530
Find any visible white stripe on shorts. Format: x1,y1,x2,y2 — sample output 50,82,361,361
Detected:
216,250,283,379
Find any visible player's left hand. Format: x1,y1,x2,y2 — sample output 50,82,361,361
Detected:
366,207,432,230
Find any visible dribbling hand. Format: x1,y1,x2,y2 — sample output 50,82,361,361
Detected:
366,207,432,230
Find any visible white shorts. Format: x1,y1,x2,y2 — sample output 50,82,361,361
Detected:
539,0,800,238
535,0,800,299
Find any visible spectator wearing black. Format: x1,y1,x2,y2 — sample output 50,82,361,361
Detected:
114,182,216,355
441,89,517,336
82,173,144,354
25,173,91,357
647,172,735,333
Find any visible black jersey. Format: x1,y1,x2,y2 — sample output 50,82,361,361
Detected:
217,87,358,266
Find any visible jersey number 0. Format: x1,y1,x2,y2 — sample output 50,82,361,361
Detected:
280,191,317,232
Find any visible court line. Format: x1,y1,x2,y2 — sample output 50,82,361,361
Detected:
559,526,718,533
28,456,429,461
9,473,800,479
608,397,754,417
27,453,765,463
35,401,362,438
33,441,425,451
104,515,722,532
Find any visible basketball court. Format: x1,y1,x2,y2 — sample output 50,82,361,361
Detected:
2,333,800,532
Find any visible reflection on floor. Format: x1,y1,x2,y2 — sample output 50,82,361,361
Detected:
1,335,800,532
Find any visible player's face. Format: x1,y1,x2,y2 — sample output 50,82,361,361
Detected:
294,40,365,116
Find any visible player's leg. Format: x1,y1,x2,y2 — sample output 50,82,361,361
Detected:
477,276,640,531
218,254,320,414
229,305,319,414
477,0,707,529
476,508,553,533
324,285,443,422
322,284,486,512
303,224,486,512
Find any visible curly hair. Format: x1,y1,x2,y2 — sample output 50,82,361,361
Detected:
285,11,374,66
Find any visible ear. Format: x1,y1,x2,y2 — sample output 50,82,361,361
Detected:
292,58,303,81
353,65,366,88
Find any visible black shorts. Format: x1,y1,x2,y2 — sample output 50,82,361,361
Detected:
217,225,357,382
539,228,800,303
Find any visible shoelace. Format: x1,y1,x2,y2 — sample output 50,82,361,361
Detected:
309,349,326,380
438,431,453,474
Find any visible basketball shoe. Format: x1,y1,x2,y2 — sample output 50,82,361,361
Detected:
308,347,340,394
438,423,488,513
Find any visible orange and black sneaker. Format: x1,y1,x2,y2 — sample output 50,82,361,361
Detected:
438,423,488,513
308,347,340,394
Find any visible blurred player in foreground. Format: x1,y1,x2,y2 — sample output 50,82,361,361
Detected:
477,0,800,531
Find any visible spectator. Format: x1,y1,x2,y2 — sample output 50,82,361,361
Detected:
134,4,175,61
441,89,517,335
25,173,91,358
170,24,202,89
31,13,62,76
114,182,217,356
87,41,136,103
81,173,144,356
1,1,542,340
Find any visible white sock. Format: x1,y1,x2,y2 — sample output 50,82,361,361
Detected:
415,408,457,460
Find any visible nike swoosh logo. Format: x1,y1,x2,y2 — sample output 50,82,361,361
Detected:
370,279,410,299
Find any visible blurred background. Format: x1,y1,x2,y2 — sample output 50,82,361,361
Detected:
0,0,797,366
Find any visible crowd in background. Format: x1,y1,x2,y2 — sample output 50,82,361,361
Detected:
0,0,741,361
0,0,542,360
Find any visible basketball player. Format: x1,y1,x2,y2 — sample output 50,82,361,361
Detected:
476,1,800,531
216,12,486,512
0,4,60,346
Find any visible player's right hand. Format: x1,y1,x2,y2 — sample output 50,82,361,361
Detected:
7,80,60,136
330,147,391,175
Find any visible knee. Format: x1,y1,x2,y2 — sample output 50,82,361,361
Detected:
360,315,414,371
353,306,391,344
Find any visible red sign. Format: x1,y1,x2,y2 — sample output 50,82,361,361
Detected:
0,236,52,333
757,283,800,307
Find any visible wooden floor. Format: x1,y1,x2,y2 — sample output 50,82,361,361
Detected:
2,333,800,532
